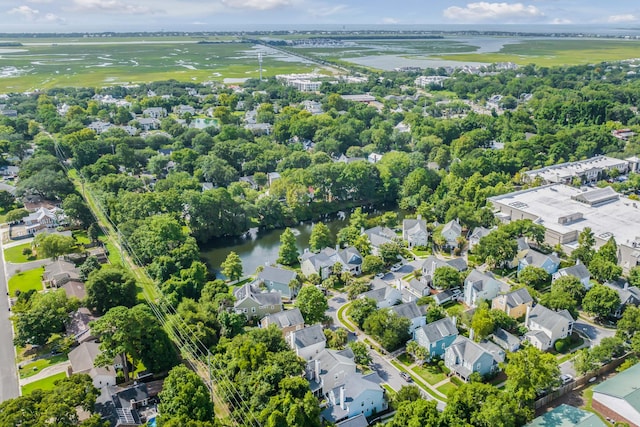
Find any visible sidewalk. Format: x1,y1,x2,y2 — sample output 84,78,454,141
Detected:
19,361,70,386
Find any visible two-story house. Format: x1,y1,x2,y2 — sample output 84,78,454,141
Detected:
421,256,468,285
403,215,429,249
300,246,363,280
444,336,500,381
552,262,591,290
604,278,640,318
257,266,298,300
492,287,533,319
233,283,282,320
362,226,397,255
413,316,459,360
467,226,492,251
322,372,387,425
260,308,305,336
305,348,356,397
360,283,402,309
289,324,326,360
388,301,426,334
440,219,462,248
464,269,505,307
525,304,574,351
142,107,167,119
518,249,561,275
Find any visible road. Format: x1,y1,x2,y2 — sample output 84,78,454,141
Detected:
573,320,616,347
0,232,20,402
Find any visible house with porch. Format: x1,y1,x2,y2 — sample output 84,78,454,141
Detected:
603,278,640,318
362,226,397,255
518,249,561,275
440,219,462,248
444,336,500,381
300,246,363,280
68,341,120,389
360,283,402,309
552,262,591,289
322,372,387,425
305,348,356,397
260,308,305,336
524,304,574,351
289,324,326,361
463,269,505,307
389,301,426,334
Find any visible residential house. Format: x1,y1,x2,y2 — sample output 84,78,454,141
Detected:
137,118,160,131
403,215,429,249
336,154,366,164
389,301,426,333
440,219,462,248
233,283,282,320
289,324,326,360
367,153,383,163
174,104,196,115
463,269,505,307
421,256,468,285
518,249,561,275
0,165,19,178
245,123,272,135
301,100,323,115
256,266,298,299
322,372,387,425
201,182,214,192
552,262,591,289
239,175,259,190
360,282,402,309
68,341,118,389
444,336,500,381
491,287,533,319
300,246,363,280
414,316,458,359
22,207,65,234
336,414,368,427
261,308,305,336
87,121,114,134
142,107,167,119
267,172,281,186
467,226,492,251
592,362,640,426
66,307,97,343
407,277,430,298
492,328,521,352
43,259,80,288
603,278,640,318
479,340,506,365
524,304,574,351
527,404,606,427
306,348,356,396
433,289,459,306
362,226,396,255
508,237,531,269
95,383,158,427
63,280,87,300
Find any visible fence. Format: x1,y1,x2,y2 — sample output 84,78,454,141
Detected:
534,353,631,409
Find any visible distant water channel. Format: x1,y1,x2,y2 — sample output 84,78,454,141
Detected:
200,206,404,277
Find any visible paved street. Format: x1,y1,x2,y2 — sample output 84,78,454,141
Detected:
0,234,20,402
573,320,616,347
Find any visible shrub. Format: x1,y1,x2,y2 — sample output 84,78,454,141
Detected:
554,338,569,353
22,247,32,256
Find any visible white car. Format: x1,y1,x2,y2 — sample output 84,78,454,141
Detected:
390,264,402,272
375,272,385,279
560,374,574,385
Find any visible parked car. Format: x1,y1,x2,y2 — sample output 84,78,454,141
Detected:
400,372,412,382
390,264,402,272
560,374,574,385
375,272,385,279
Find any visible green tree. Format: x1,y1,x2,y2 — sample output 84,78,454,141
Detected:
14,289,75,347
33,233,76,260
324,328,348,349
158,365,214,423
362,254,385,275
5,208,28,223
573,348,598,376
349,297,377,328
432,266,463,289
474,230,518,267
406,340,429,363
389,399,441,427
616,305,640,341
0,190,15,210
518,265,550,289
588,257,622,283
309,222,332,252
348,340,372,366
378,241,402,265
363,310,411,351
504,345,560,404
591,336,625,364
79,255,101,281
62,193,93,228
277,228,299,266
221,251,243,282
471,307,495,340
352,234,373,257
85,265,138,315
629,266,640,287
582,284,620,319
552,275,586,304
295,285,328,324
539,290,579,319
87,222,101,243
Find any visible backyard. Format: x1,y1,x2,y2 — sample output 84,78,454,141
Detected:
8,267,44,295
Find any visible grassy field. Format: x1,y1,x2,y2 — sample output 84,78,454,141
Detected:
19,354,68,380
413,363,447,385
436,380,459,396
8,267,44,295
3,242,42,263
0,41,324,92
21,372,67,395
435,39,640,67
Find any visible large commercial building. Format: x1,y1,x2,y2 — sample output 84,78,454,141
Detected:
523,155,630,184
489,184,640,273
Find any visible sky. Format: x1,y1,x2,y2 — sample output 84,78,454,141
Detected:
1,0,640,33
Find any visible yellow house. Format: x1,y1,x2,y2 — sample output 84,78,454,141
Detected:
492,287,533,319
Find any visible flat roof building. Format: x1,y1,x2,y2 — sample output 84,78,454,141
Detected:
523,155,628,184
489,184,640,273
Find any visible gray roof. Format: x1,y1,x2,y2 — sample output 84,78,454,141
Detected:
492,328,521,350
478,340,506,363
291,325,326,349
258,266,297,285
603,279,640,306
389,301,424,320
361,285,400,305
522,249,560,268
469,226,491,240
323,372,384,422
422,255,467,273
517,237,530,252
556,263,590,281
234,283,282,306
503,287,533,309
449,336,491,366
363,226,396,247
417,317,458,343
408,278,429,294
446,257,468,272
404,218,427,234
301,246,362,271
336,414,368,427
572,186,619,206
68,340,117,378
528,304,574,330
434,289,454,305
262,308,304,329
466,269,498,292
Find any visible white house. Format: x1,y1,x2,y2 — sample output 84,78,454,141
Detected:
463,269,505,307
388,301,426,334
68,341,118,389
360,282,402,309
322,372,387,424
403,215,429,249
440,219,462,248
289,325,326,361
552,262,591,289
305,348,356,396
525,304,574,351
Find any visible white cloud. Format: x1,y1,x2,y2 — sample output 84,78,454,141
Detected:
382,17,399,24
220,0,295,11
607,14,637,23
443,2,544,23
8,5,40,19
71,0,155,14
309,4,348,17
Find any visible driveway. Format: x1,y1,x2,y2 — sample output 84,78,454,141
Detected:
0,237,20,402
573,320,615,347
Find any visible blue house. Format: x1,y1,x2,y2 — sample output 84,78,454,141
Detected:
518,249,560,275
257,266,298,299
413,317,458,360
444,336,500,381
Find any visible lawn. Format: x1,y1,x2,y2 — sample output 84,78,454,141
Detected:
3,242,43,263
397,353,413,367
436,380,459,397
19,354,68,379
444,302,466,318
382,383,397,398
21,372,67,395
8,267,44,295
413,363,447,385
72,230,91,245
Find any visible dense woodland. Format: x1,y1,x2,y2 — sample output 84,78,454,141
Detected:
2,59,640,426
